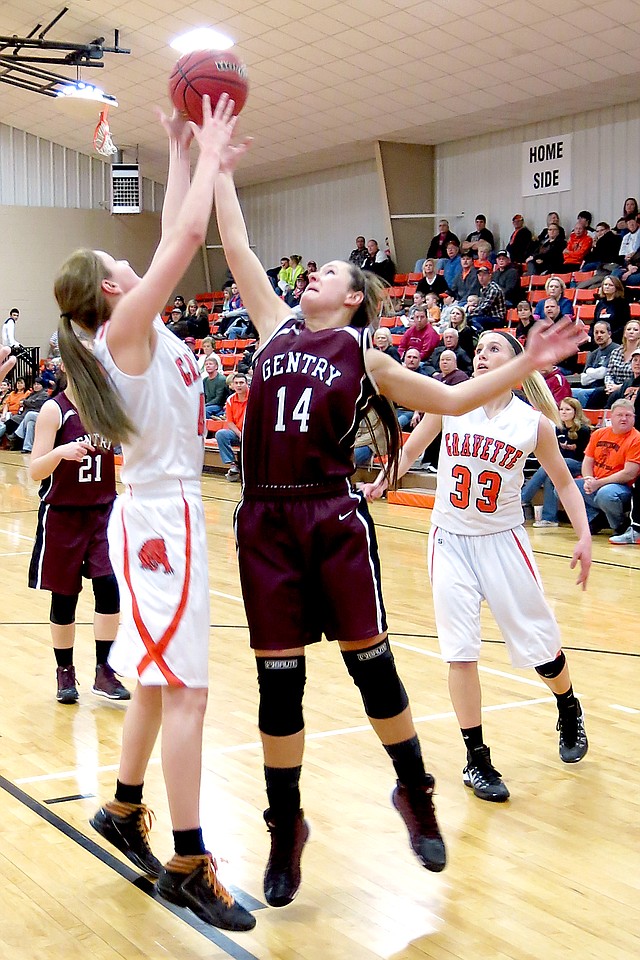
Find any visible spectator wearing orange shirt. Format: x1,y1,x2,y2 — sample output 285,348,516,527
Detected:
575,399,640,533
216,372,250,481
562,222,593,269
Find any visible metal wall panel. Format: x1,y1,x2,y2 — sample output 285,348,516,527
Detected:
435,101,640,251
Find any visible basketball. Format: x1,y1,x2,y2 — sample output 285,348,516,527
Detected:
168,49,249,124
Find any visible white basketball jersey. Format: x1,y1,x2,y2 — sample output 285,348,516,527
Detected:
431,395,541,535
94,318,205,488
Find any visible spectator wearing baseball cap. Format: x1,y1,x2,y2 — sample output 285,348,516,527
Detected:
465,214,495,257
465,262,507,331
506,214,533,267
493,250,520,307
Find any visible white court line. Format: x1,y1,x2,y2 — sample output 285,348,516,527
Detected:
0,550,31,557
210,589,244,604
0,527,34,543
610,703,640,714
15,697,553,784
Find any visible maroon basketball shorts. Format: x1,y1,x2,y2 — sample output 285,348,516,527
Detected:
235,489,388,650
29,502,114,595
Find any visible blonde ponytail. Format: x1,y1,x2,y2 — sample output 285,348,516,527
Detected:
55,249,136,444
521,371,562,427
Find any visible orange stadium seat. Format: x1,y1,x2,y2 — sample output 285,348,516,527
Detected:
574,288,595,304
629,303,640,317
577,304,596,324
572,271,596,284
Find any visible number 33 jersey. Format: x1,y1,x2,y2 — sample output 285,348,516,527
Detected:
38,393,116,506
241,316,376,496
431,396,541,535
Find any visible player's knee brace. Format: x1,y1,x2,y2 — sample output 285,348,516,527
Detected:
256,655,306,737
341,638,409,720
535,651,566,679
50,592,79,626
92,575,120,615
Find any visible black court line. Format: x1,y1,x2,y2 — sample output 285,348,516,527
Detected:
0,774,264,960
45,793,95,804
389,631,640,659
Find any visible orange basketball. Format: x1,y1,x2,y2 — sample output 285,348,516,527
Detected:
168,49,249,124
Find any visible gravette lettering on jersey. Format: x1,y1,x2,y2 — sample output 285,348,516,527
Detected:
175,350,200,386
444,431,525,470
260,350,342,386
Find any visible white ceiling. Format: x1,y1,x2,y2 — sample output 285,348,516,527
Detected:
1,0,640,186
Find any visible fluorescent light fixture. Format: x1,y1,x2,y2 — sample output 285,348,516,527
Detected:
55,82,118,106
170,28,234,54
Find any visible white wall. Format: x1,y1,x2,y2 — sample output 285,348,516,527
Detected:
435,101,640,250
238,160,385,269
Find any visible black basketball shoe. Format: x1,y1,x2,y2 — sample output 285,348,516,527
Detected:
463,745,510,802
557,699,588,763
56,665,79,704
263,809,310,907
90,802,163,877
156,853,256,931
392,776,447,872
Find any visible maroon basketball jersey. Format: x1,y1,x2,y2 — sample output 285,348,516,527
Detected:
39,394,116,507
241,317,376,495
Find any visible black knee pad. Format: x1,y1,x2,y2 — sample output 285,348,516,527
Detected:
341,639,409,720
257,655,306,737
50,592,79,626
535,651,566,679
92,575,120,615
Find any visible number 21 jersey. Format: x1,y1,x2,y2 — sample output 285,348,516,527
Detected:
431,395,541,535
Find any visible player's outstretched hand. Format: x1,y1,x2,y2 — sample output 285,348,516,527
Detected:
525,316,589,370
358,477,388,503
61,440,95,462
0,346,16,382
156,107,194,149
569,535,592,590
191,93,237,155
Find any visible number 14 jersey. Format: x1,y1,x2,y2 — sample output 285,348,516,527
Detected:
431,395,541,535
241,316,376,496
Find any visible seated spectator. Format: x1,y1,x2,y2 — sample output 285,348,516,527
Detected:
424,292,442,326
438,290,458,329
562,222,593,269
285,274,308,308
575,398,640,534
522,398,592,527
591,276,630,342
465,214,495,256
427,219,460,261
216,372,250,482
237,337,258,376
166,307,189,339
542,364,572,406
428,328,472,375
514,299,536,342
613,216,640,280
442,241,462,289
445,304,476,357
533,276,574,318
2,307,20,353
398,307,440,360
572,320,617,408
353,411,387,468
526,224,566,275
475,239,494,265
39,358,57,391
621,197,639,223
373,327,401,362
603,319,640,405
4,377,49,449
203,356,229,418
306,260,317,275
493,250,520,306
581,222,622,273
618,348,640,404
198,336,215,373
465,262,507,330
266,257,290,293
348,237,367,269
0,376,29,443
506,214,533,267
416,259,448,297
614,216,629,237
450,250,480,304
172,295,186,316
433,348,470,386
395,348,427,429
186,303,211,339
288,255,304,288
48,328,60,359
536,211,566,246
362,239,395,284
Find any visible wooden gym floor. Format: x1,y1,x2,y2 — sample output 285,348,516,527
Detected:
0,450,638,960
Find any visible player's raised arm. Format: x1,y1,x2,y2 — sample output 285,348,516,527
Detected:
215,149,290,342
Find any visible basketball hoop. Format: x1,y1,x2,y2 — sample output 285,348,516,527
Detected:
93,108,118,157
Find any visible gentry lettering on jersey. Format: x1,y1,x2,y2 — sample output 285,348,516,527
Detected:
260,350,342,387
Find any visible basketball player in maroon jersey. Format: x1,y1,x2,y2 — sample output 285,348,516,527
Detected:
28,377,128,704
214,141,586,907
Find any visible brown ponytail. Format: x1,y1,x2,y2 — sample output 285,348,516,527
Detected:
54,249,136,444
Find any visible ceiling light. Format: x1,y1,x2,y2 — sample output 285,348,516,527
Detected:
170,28,234,54
55,82,118,106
